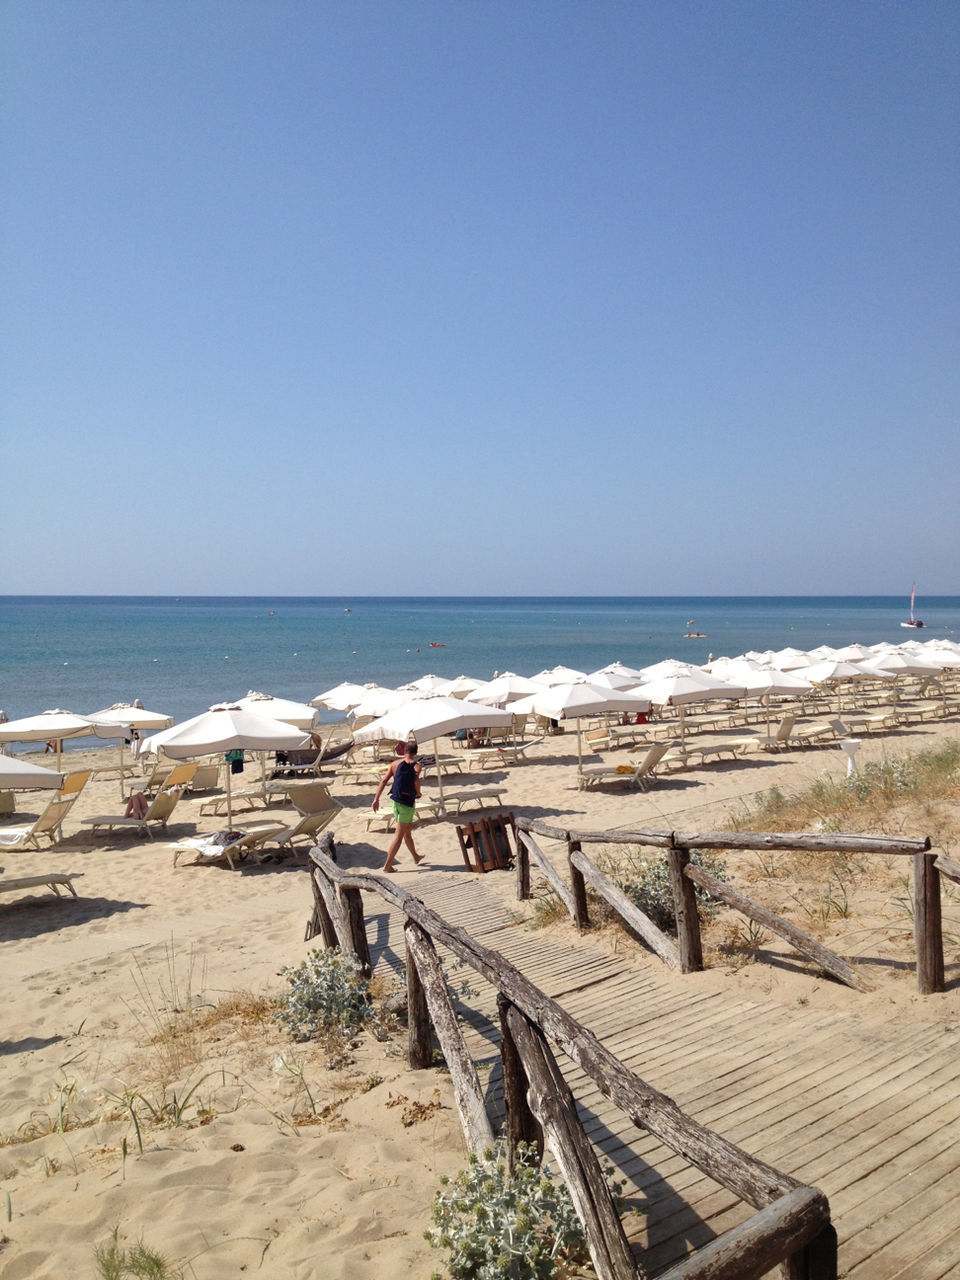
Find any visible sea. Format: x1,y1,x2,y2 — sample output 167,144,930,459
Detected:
2,595,959,751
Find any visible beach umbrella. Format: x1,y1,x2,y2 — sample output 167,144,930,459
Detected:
637,659,705,682
309,682,375,712
721,665,814,733
797,659,893,711
469,673,545,707
399,674,456,695
0,710,127,771
507,682,653,770
353,695,513,812
530,665,589,686
0,756,64,791
234,692,321,731
629,672,747,740
768,648,814,671
350,686,416,720
591,661,648,684
87,703,175,798
139,705,309,826
445,675,484,698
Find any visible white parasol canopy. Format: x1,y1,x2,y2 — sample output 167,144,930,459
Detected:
0,756,65,790
140,705,309,826
309,682,376,711
399,674,456,695
353,695,513,812
530,665,589,687
469,673,545,707
629,672,747,740
234,691,321,730
0,710,128,770
508,682,653,770
350,687,416,720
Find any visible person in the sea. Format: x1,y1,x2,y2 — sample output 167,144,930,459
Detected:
372,739,424,873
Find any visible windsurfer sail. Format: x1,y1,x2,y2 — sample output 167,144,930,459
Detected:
901,584,925,629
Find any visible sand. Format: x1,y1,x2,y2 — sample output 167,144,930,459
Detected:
1,714,959,1277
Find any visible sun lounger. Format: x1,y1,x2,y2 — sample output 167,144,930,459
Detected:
365,796,442,831
172,823,285,869
81,787,185,838
0,796,78,850
461,738,545,770
56,770,91,798
577,742,674,790
0,871,83,900
176,803,342,867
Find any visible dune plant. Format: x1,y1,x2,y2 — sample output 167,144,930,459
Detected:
425,1140,632,1280
274,947,372,1043
94,1227,183,1280
607,847,728,933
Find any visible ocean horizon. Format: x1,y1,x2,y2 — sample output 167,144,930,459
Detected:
3,595,959,742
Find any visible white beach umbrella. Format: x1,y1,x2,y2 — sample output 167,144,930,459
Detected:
507,682,653,770
445,674,484,698
629,672,747,740
832,643,876,662
768,648,814,671
591,661,648,683
586,669,639,691
87,703,175,798
798,659,893,711
530,665,589,687
637,658,706,682
353,695,513,812
399,674,456,695
0,756,65,791
350,687,416,720
0,710,127,771
858,652,942,678
728,666,814,733
309,682,375,712
234,691,321,730
469,673,545,707
140,705,309,826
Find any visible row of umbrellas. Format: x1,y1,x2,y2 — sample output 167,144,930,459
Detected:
4,637,956,816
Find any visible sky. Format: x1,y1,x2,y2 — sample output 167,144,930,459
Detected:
2,1,958,597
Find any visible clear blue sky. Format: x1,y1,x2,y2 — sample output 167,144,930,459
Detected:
3,1,958,596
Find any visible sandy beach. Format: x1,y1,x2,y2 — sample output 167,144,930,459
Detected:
2,714,959,1277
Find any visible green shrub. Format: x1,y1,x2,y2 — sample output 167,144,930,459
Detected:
274,948,371,1042
614,848,728,932
425,1141,628,1279
94,1229,183,1279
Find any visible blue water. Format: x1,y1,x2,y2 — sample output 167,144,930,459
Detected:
2,596,959,742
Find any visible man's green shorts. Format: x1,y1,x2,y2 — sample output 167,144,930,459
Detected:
391,799,416,824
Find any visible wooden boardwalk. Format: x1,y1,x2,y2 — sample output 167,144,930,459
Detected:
360,863,960,1279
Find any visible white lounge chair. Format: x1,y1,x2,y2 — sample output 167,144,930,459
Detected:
0,796,78,850
82,787,185,839
0,871,83,900
577,742,674,790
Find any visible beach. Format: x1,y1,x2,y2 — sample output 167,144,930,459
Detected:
2,709,959,1277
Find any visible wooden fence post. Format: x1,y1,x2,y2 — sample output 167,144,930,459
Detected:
568,839,589,930
668,844,703,974
305,868,338,947
780,1221,839,1280
339,884,372,976
914,851,944,995
504,1004,639,1280
516,829,531,900
405,927,433,1070
404,921,495,1156
497,994,543,1171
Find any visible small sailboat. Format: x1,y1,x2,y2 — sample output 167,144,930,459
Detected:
901,583,925,628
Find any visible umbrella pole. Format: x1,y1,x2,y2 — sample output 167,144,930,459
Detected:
226,767,233,829
576,719,583,773
119,738,125,801
432,738,447,814
764,694,771,737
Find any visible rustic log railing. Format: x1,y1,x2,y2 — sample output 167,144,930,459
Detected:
514,819,939,995
307,835,837,1279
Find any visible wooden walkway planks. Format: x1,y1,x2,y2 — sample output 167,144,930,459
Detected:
360,864,960,1278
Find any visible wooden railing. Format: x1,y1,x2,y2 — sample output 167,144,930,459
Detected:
307,835,837,1280
514,819,939,995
